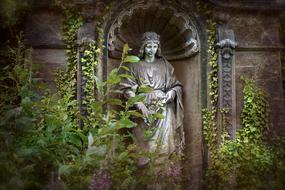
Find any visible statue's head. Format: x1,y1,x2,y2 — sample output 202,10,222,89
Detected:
139,32,162,58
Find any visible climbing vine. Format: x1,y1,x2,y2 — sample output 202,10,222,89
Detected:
196,0,219,157
80,41,97,126
196,1,284,190
239,78,269,142
202,19,219,154
79,8,109,127
206,78,272,190
56,7,83,97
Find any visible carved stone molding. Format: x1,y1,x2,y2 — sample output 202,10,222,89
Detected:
77,22,96,46
216,27,237,139
108,1,199,60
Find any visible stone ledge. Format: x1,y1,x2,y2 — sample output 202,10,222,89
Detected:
207,0,285,11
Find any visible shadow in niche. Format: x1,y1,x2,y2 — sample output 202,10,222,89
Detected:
105,2,204,189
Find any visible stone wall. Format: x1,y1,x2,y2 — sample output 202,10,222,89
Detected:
225,11,285,135
25,8,65,91
25,1,285,189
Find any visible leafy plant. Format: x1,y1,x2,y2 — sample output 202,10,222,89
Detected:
205,78,285,190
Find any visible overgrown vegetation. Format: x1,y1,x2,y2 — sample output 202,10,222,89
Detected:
1,1,284,190
0,3,182,188
205,78,285,190
197,1,285,190
196,0,219,161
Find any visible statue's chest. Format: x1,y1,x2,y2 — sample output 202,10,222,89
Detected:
135,62,166,86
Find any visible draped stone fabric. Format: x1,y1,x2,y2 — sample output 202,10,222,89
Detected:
120,57,184,155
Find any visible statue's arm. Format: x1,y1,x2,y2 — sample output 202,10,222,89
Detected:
164,59,183,103
119,64,150,117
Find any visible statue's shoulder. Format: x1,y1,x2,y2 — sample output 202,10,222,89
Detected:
160,57,174,69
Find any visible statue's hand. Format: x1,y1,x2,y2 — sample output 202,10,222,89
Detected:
135,102,150,117
165,90,176,103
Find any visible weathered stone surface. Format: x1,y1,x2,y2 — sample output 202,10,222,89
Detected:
32,0,53,8
173,55,203,190
77,22,96,45
24,1,285,189
209,0,285,11
235,51,285,134
25,10,64,48
32,49,66,91
226,12,281,48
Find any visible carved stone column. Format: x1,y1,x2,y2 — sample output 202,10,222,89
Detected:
216,27,237,140
77,22,96,127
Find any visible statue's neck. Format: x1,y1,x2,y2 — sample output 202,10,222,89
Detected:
144,56,155,63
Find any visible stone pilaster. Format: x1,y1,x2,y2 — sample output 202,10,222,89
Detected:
77,22,96,127
216,27,237,140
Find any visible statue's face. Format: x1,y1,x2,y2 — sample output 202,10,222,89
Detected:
144,41,159,58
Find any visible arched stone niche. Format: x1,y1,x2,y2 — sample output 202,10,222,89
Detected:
107,3,199,60
102,1,207,189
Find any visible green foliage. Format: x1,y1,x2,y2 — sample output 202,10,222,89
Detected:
240,78,268,143
0,33,40,189
205,78,284,190
207,26,218,106
207,141,272,190
202,108,217,153
54,6,83,129
57,7,83,96
81,41,98,122
198,0,219,158
197,2,284,190
0,26,178,189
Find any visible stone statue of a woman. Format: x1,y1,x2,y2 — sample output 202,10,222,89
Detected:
120,32,184,159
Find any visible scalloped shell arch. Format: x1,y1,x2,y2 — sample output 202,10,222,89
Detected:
108,2,200,60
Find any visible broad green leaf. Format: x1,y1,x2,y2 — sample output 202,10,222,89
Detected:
128,110,144,118
152,112,164,120
119,74,135,80
107,68,121,85
116,117,136,129
120,66,130,71
138,85,152,93
65,132,82,148
127,95,145,107
123,55,140,63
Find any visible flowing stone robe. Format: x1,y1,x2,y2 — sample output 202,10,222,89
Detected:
121,57,184,155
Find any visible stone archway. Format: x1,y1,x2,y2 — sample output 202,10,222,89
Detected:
102,1,207,189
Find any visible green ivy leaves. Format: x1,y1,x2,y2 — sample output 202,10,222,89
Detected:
240,78,268,143
206,78,272,190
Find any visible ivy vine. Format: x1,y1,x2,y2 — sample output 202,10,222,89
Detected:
56,7,83,97
196,1,283,189
239,78,269,142
206,78,272,190
196,0,219,157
